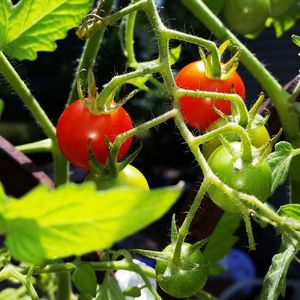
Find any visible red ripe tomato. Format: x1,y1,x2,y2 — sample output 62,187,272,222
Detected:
56,100,133,169
175,60,245,130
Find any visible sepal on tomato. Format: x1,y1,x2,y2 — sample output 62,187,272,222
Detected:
87,136,142,180
199,40,241,81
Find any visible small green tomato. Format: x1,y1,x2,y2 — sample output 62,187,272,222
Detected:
155,243,208,298
207,142,272,213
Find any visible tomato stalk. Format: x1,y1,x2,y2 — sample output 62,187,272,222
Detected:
172,180,210,266
124,11,138,67
18,260,160,298
192,123,253,162
67,0,115,105
85,0,148,37
176,88,249,128
96,63,161,111
0,266,39,300
16,139,52,154
109,109,178,162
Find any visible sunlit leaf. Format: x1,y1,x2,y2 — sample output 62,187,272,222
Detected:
0,0,93,60
0,183,182,264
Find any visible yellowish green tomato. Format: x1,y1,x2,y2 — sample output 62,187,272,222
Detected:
202,115,271,159
85,165,149,191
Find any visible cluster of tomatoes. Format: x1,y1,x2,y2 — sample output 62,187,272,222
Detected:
55,59,273,298
222,0,295,35
56,56,273,211
176,59,272,213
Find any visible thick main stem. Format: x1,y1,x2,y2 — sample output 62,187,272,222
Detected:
0,52,56,141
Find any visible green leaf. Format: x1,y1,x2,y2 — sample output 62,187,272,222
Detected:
203,0,225,14
203,212,240,262
96,275,125,300
1,183,181,264
261,238,298,300
169,44,182,66
277,204,300,229
72,263,97,297
267,142,294,193
266,2,300,38
170,214,178,244
0,0,94,61
292,35,300,48
126,75,151,91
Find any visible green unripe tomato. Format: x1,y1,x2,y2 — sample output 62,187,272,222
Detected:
207,142,272,213
85,165,149,191
155,243,208,298
202,115,271,159
222,0,271,35
270,0,294,17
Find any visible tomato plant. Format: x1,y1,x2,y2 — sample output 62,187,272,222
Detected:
175,60,245,130
155,243,208,298
1,0,300,299
222,0,271,35
207,142,272,213
85,165,149,190
270,0,294,17
56,99,133,169
202,115,271,158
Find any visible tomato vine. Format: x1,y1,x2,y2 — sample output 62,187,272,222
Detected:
0,0,300,299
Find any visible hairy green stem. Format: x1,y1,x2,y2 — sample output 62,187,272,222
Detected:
52,145,69,186
110,109,178,161
192,123,253,162
22,260,156,278
125,11,138,67
16,139,52,154
88,0,147,35
0,52,56,141
96,63,161,110
56,272,71,300
176,88,249,127
165,29,221,78
0,267,39,300
67,0,115,105
173,179,209,264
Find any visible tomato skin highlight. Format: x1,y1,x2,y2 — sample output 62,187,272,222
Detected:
56,100,133,169
207,142,272,213
222,0,271,35
175,61,245,130
202,115,271,159
85,165,149,191
155,243,208,298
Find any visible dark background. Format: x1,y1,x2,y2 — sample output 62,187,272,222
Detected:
1,1,300,299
